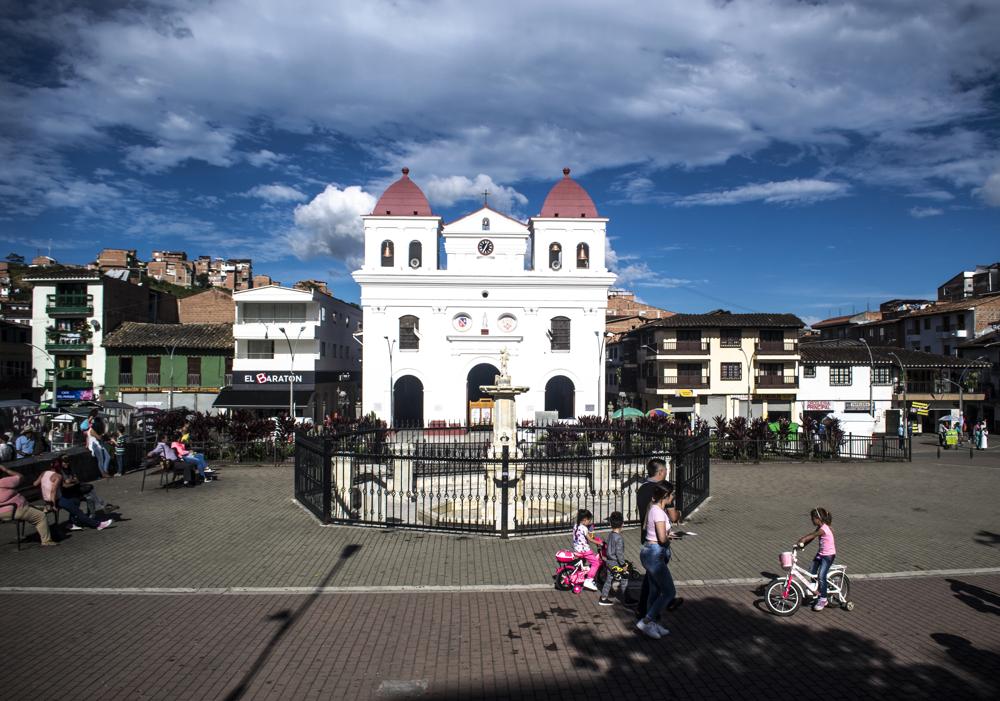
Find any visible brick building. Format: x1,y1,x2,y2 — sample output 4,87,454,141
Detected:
177,287,235,324
148,250,194,287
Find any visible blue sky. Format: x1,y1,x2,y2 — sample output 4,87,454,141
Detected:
2,0,998,326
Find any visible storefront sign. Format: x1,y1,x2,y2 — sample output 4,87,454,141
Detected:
234,371,315,388
911,401,929,410
805,401,831,411
844,401,872,413
57,389,94,401
678,389,694,397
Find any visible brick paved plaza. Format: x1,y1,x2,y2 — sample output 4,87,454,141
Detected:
3,447,998,699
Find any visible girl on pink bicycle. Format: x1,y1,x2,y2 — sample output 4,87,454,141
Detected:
796,507,836,611
571,509,601,591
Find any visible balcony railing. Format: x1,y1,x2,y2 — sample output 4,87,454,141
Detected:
659,340,710,354
660,374,711,388
45,294,94,315
187,373,201,386
146,372,160,385
756,374,798,388
45,367,92,388
119,373,133,385
894,381,985,395
45,340,93,353
755,340,797,354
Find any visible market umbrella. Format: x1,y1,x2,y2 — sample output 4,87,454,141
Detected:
611,407,645,419
646,408,668,417
0,399,39,409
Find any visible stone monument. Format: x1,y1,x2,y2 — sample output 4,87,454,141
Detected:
479,347,529,533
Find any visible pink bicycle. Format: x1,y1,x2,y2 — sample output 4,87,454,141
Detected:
553,536,604,594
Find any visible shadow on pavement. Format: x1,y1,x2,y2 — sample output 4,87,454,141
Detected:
947,578,1000,616
222,544,362,701
421,595,994,700
973,530,1000,548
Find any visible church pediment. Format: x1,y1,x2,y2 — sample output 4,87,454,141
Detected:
442,207,527,238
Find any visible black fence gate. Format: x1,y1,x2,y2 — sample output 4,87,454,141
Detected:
293,425,711,537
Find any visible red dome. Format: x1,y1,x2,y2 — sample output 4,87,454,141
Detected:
539,167,598,218
372,167,432,216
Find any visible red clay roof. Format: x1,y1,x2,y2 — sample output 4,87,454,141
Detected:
539,168,598,218
372,168,432,216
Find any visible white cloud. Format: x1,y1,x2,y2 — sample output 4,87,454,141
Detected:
43,180,121,211
290,184,376,265
244,183,307,202
124,113,237,173
4,0,999,192
246,149,284,168
675,179,850,207
904,190,955,202
908,206,943,218
975,172,1000,207
421,174,528,215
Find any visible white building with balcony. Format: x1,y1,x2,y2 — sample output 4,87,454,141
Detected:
214,285,362,419
623,311,805,422
353,167,616,425
798,341,990,435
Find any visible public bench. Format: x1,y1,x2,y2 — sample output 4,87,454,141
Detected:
2,447,98,548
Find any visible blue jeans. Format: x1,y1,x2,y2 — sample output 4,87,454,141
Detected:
811,554,836,598
182,455,206,477
90,442,111,474
58,495,99,529
639,543,676,621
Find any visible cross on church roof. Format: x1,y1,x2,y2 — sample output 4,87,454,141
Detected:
482,189,490,206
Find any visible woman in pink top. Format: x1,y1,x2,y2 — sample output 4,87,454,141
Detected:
635,482,682,639
797,507,836,611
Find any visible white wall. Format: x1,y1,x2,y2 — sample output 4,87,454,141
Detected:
797,364,895,435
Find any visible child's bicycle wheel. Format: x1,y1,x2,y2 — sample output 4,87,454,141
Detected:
764,578,803,616
553,566,575,591
828,572,852,609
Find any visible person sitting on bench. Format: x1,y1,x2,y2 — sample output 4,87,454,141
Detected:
146,434,196,486
35,458,113,531
0,464,58,546
171,432,212,482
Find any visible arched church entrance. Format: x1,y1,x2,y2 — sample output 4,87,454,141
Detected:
544,375,575,419
467,363,499,425
393,375,424,427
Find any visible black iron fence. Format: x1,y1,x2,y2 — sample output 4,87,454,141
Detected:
293,425,711,537
710,434,910,463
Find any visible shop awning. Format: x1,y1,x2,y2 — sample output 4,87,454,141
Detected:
213,388,315,409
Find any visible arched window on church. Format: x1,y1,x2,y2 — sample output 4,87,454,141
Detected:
482,217,490,231
549,316,570,351
408,241,422,269
399,315,420,350
381,240,394,267
576,243,590,269
549,243,563,270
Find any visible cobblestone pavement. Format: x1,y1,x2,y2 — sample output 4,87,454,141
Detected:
2,451,998,589
3,574,998,700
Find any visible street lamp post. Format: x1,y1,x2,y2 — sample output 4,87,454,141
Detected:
277,326,306,420
384,336,396,427
888,351,907,432
858,338,875,418
737,347,753,419
30,344,56,409
165,343,178,410
595,331,612,417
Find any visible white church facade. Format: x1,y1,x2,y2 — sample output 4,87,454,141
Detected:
353,168,616,425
